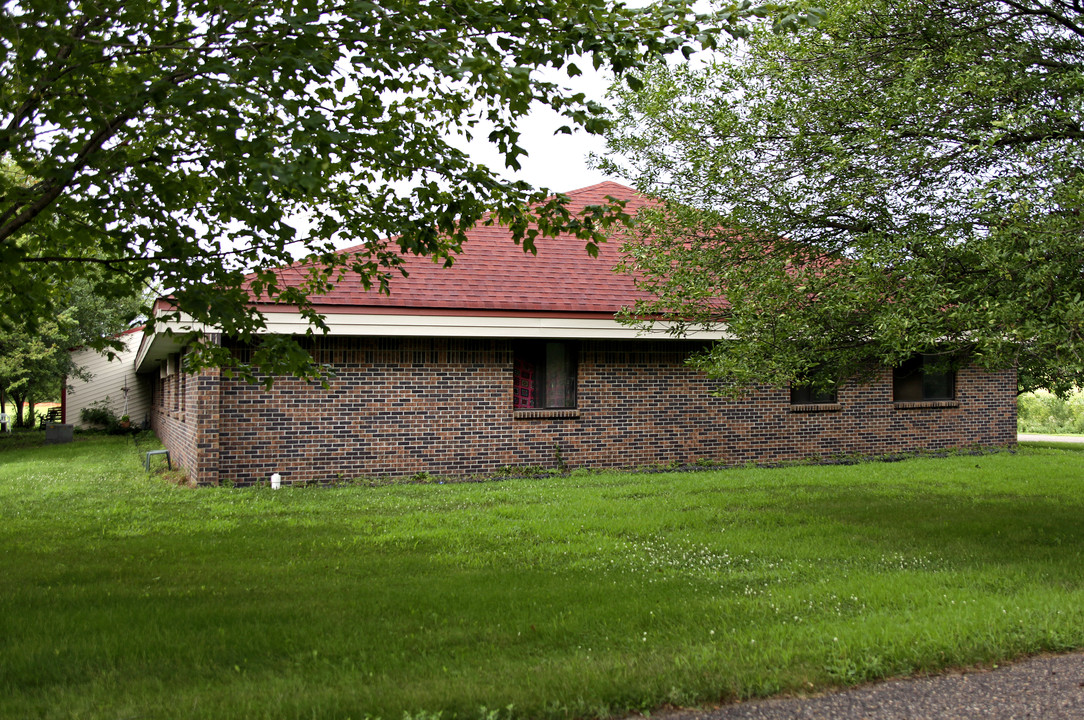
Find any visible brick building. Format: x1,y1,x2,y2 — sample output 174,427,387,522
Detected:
132,182,1017,486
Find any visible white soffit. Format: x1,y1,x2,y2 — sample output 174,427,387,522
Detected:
258,312,727,340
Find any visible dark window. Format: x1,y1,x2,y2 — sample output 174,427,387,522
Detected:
172,355,180,412
893,354,955,402
790,383,837,405
513,341,577,409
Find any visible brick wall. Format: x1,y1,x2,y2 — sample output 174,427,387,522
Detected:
151,336,1016,486
150,356,221,484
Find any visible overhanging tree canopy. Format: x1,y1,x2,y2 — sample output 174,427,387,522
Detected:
601,0,1084,395
1,0,822,379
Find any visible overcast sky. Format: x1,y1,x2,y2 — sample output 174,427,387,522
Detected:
456,65,624,194
284,64,629,256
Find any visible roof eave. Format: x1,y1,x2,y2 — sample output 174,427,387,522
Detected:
134,307,727,372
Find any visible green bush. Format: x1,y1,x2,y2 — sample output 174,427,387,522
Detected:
80,402,121,433
1018,389,1084,434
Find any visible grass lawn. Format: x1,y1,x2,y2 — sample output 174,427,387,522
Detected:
1,435,1082,720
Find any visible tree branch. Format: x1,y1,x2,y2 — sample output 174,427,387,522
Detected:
0,63,203,243
0,14,109,155
997,0,1084,39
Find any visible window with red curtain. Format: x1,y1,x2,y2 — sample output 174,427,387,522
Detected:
513,341,577,409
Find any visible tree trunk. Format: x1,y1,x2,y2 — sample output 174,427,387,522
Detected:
11,390,25,427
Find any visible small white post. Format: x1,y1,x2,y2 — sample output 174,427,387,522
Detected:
270,473,281,489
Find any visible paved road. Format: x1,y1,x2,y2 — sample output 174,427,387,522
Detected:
1018,433,1084,444
656,652,1084,720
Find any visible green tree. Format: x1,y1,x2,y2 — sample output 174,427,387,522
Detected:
0,328,53,427
0,276,143,427
1,0,822,380
601,0,1084,395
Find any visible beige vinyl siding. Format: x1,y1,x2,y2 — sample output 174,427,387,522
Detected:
66,333,152,428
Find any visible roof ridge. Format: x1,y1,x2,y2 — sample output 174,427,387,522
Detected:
238,182,652,311
560,180,635,196
271,182,640,271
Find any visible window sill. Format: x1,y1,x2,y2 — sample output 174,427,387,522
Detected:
513,408,581,420
894,400,959,410
789,403,842,413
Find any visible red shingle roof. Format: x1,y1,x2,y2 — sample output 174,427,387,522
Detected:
267,181,654,315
